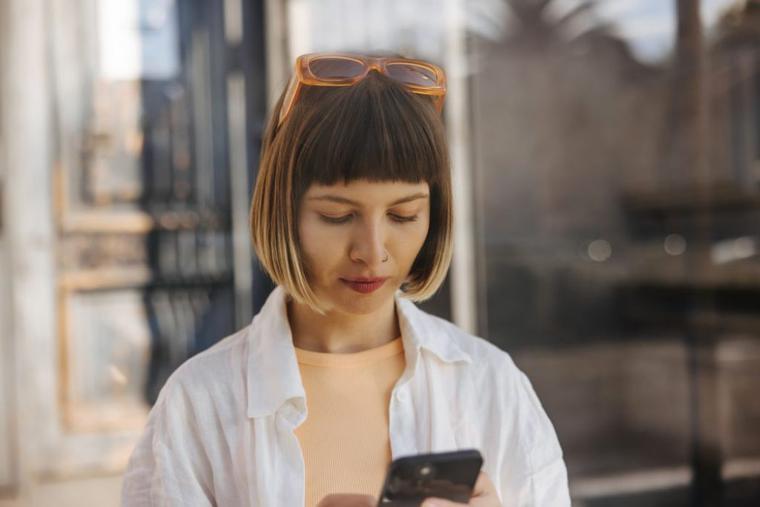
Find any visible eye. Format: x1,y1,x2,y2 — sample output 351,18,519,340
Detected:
319,213,419,224
319,213,353,224
389,213,419,223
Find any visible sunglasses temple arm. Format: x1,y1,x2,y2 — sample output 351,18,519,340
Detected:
278,76,299,127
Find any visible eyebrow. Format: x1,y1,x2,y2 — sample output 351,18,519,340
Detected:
308,192,429,206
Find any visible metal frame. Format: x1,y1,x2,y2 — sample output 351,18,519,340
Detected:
0,1,19,493
443,0,478,334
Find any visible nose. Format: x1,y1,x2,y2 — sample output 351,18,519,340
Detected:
349,219,387,267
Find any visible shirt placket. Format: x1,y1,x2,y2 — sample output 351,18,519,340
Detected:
250,404,306,507
278,403,306,507
389,379,419,459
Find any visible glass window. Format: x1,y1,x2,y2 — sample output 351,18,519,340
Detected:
470,0,760,503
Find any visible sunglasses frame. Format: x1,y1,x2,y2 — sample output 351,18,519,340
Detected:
277,52,447,128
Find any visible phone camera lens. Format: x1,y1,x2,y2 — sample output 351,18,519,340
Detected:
418,464,434,478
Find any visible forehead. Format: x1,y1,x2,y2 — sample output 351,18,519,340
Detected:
303,179,430,206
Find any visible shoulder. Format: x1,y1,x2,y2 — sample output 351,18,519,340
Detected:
155,325,251,414
403,302,540,415
123,330,252,504
407,303,561,459
405,301,523,383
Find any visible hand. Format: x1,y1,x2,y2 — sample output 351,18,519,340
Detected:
316,493,376,507
421,472,500,507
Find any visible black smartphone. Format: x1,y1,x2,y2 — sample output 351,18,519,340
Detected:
377,449,483,506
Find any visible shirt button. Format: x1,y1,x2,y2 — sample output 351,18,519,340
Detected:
395,390,408,402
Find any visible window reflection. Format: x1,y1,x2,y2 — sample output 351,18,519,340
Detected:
471,0,760,504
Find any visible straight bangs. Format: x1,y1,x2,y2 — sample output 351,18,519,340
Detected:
287,73,445,195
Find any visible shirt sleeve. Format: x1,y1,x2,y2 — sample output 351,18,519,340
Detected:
121,379,215,507
503,371,571,507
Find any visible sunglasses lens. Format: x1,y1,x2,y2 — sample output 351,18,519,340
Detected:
385,63,438,87
308,57,365,80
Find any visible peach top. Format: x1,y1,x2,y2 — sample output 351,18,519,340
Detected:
294,337,405,507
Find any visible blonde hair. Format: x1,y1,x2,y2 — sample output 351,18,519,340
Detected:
250,71,453,311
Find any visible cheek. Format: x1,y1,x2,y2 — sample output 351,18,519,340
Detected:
298,216,344,270
396,220,430,265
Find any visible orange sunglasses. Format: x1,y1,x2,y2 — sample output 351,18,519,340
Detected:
278,52,447,128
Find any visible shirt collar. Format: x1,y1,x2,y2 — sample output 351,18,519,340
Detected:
245,286,471,418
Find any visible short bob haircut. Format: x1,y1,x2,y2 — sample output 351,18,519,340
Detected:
250,64,453,311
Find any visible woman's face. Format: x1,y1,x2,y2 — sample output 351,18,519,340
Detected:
298,179,431,315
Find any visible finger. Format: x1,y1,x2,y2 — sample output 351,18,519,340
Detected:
421,498,468,507
472,471,497,497
316,493,376,507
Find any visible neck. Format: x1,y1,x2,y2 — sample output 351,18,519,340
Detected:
287,296,400,353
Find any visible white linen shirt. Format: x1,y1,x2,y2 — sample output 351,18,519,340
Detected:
122,287,570,506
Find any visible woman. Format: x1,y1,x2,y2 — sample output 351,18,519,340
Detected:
122,53,570,507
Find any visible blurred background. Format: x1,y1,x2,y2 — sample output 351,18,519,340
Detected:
1,0,759,505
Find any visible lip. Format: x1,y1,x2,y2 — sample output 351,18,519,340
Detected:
340,277,389,294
